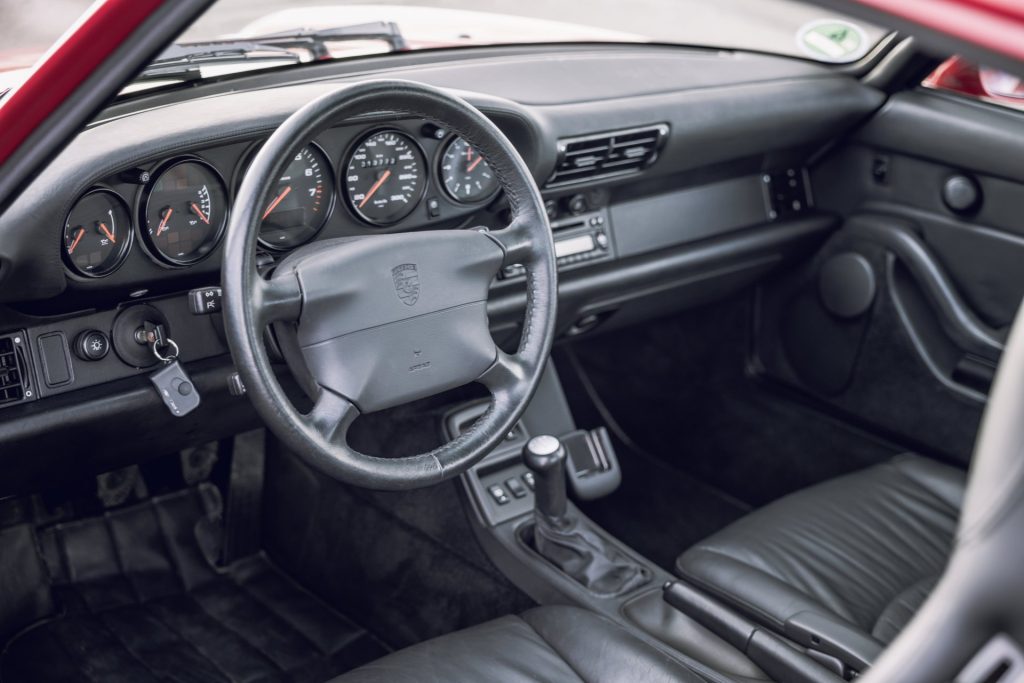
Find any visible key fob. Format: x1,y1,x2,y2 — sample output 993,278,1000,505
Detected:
150,360,200,417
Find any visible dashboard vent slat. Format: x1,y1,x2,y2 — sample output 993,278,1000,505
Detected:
547,124,669,188
0,334,31,408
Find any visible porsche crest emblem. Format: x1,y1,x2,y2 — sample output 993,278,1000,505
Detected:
391,264,420,306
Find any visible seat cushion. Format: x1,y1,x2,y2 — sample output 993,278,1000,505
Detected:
676,454,964,653
330,605,707,683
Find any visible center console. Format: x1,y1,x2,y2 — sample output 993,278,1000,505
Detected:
448,361,775,682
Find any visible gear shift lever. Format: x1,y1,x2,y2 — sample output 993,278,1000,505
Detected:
523,435,569,527
521,434,649,596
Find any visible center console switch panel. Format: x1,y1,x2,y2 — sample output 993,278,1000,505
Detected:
447,402,621,526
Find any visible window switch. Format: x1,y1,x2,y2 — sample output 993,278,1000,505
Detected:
505,477,527,499
522,472,535,490
487,484,510,505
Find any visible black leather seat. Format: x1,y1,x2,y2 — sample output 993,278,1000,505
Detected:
329,605,707,682
675,454,964,668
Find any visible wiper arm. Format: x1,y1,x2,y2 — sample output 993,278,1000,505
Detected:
138,42,301,82
134,21,407,85
244,21,408,60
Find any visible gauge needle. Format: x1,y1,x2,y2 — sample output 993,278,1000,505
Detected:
467,156,483,172
359,170,391,209
97,221,116,243
190,202,210,225
157,208,173,236
262,186,292,219
68,227,85,254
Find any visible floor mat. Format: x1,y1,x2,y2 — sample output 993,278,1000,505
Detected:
1,488,388,683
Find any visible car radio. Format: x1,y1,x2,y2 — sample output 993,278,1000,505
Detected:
500,208,614,279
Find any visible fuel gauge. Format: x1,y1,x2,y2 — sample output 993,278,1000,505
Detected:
63,189,132,277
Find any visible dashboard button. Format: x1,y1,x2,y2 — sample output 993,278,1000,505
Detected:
487,484,511,505
75,330,110,361
505,477,527,499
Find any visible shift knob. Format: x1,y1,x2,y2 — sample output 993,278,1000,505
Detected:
523,435,568,524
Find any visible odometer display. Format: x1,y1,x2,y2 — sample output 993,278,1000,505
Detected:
344,130,425,226
258,143,334,249
142,159,227,266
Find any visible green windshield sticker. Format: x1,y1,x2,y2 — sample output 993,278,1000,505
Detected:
797,19,869,63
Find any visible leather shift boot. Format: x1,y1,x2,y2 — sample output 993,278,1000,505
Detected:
531,513,650,596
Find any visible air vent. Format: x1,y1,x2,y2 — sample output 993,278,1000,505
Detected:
0,334,31,407
547,124,669,188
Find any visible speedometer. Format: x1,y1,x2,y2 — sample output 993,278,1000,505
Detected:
344,130,426,226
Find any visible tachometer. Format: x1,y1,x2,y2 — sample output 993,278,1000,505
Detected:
141,159,228,266
344,130,425,226
258,143,335,249
63,189,132,277
439,137,499,203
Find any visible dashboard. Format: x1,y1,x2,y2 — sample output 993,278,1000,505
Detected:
0,44,885,483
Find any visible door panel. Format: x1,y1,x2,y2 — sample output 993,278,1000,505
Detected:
754,90,1024,464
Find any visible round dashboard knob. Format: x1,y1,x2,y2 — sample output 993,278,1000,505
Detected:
942,174,981,214
75,330,110,361
567,194,588,215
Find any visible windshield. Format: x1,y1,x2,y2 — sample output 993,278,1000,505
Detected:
1,0,887,80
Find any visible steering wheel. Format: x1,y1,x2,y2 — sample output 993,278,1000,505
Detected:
222,80,556,490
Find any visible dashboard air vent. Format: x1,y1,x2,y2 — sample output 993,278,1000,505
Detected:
0,333,31,407
547,124,669,188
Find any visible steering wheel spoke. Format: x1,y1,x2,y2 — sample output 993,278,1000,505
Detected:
489,217,537,269
254,273,302,327
478,350,529,396
307,387,359,446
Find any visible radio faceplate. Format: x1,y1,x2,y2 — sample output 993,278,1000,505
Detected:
500,209,613,280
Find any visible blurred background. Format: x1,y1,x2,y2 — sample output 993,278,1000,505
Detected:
0,0,883,72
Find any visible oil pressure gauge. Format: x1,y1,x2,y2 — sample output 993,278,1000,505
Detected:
63,189,132,277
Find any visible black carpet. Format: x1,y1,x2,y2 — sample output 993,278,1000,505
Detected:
262,440,536,650
1,488,388,683
580,437,751,572
564,294,899,509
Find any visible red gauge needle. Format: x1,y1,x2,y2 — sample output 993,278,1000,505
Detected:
467,156,483,172
98,221,116,243
190,202,210,225
68,227,85,254
262,186,292,219
359,170,391,209
157,208,173,236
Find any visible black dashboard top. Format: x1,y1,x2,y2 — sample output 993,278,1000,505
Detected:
0,44,882,307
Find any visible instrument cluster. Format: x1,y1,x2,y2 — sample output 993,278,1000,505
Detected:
60,120,501,280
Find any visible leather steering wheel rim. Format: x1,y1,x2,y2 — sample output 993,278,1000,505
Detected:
222,80,556,490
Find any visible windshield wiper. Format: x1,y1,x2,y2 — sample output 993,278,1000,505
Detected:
245,21,408,60
138,42,301,82
137,21,408,83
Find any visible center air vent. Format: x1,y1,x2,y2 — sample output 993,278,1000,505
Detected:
547,124,669,188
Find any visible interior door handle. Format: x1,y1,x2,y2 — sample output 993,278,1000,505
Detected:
846,215,1004,360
